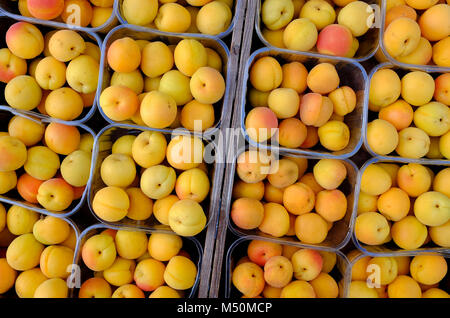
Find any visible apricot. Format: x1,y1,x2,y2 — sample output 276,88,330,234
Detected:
295,213,328,244
429,220,450,247
37,178,74,212
347,250,371,281
283,183,315,215
247,240,282,266
168,199,207,236
180,100,215,132
396,37,433,65
315,190,347,222
99,85,139,122
299,93,333,127
306,63,340,95
422,288,450,298
107,37,141,73
122,0,158,26
388,275,422,298
231,198,264,230
148,233,182,262
0,171,17,195
92,186,129,222
0,48,27,84
432,37,450,67
6,22,44,60
434,73,450,106
268,159,299,189
377,187,410,222
385,5,417,26
15,268,47,298
152,195,178,226
132,131,167,168
34,278,68,298
166,135,204,171
313,159,347,190
369,69,401,109
264,256,293,288
397,163,432,197
284,18,318,52
154,3,191,33
310,272,339,298
140,41,173,79
110,70,144,95
410,255,447,285
281,62,308,94
32,216,70,245
149,286,181,298
5,75,42,111
348,281,379,298
361,164,392,196
24,146,60,181
419,4,450,42
358,192,379,215
78,277,112,298
250,56,282,92
236,150,272,184
355,212,390,245
280,280,316,298
115,230,147,260
44,123,80,156
232,181,265,201
6,205,39,236
414,191,450,227
259,203,290,237
318,121,350,152
316,24,353,57
40,245,74,279
378,100,414,132
6,233,44,271
232,262,265,298
164,255,197,290
391,215,428,249
111,284,145,298
384,18,421,58
8,116,45,147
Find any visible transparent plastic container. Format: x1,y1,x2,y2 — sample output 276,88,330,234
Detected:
0,16,102,125
0,0,118,34
88,124,220,236
343,251,450,298
116,0,242,39
255,0,382,62
96,24,232,139
378,0,450,72
363,63,450,164
68,223,203,298
224,147,359,251
240,48,368,159
0,207,80,299
352,157,450,257
0,106,96,219
224,236,351,298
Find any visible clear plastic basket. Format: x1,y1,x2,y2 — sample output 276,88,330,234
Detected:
96,24,232,139
0,0,118,34
88,124,220,236
363,63,450,164
116,0,242,39
240,47,368,159
351,157,450,257
224,236,351,298
343,251,450,298
224,147,359,251
0,206,80,298
68,223,203,298
378,0,450,72
0,106,96,219
254,0,382,62
0,15,102,125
